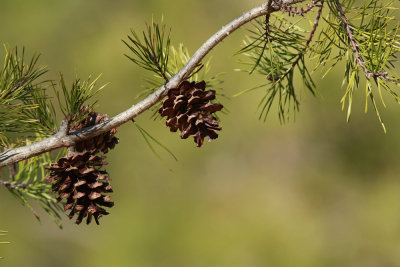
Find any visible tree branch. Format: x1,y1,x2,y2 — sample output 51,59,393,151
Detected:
280,0,321,16
335,0,398,82
0,0,306,168
279,0,324,81
0,180,28,189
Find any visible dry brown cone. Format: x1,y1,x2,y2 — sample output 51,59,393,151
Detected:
45,151,114,225
69,105,119,153
158,80,223,147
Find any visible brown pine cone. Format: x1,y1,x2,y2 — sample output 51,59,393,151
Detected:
45,151,114,225
158,81,223,147
69,106,119,153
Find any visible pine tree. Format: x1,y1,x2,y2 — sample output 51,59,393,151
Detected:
0,0,399,230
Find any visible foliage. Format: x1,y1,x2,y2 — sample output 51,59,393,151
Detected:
236,14,316,122
135,122,177,171
123,20,226,125
1,1,400,229
3,139,65,228
123,20,224,104
55,74,105,121
0,46,106,148
319,0,400,131
123,17,171,82
0,46,106,227
0,46,54,146
235,0,400,128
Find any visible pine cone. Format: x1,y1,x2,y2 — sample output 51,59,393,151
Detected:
158,81,223,147
45,151,114,225
69,106,119,153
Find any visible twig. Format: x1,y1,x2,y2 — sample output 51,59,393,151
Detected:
277,1,324,81
152,54,169,82
0,180,28,189
265,0,274,39
9,164,16,179
335,1,398,82
146,22,170,82
0,0,307,168
280,0,321,16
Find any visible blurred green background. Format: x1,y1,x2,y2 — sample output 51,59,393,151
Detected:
1,1,400,266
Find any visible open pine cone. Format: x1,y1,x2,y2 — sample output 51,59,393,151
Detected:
69,105,119,153
158,80,223,147
45,151,114,225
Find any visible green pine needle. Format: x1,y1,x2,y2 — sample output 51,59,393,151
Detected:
2,138,65,228
236,15,313,123
0,45,55,146
135,122,178,162
318,0,400,131
123,17,171,81
55,73,105,119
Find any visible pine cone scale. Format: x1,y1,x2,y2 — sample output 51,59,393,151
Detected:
45,151,114,225
69,105,119,154
159,80,223,147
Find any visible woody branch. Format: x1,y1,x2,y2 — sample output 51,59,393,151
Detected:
0,0,307,169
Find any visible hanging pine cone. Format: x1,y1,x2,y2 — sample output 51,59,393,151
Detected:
69,105,119,153
45,151,114,225
158,81,223,147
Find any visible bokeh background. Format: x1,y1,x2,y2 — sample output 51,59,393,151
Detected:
1,1,400,266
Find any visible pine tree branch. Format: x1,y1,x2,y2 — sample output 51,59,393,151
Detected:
279,1,324,81
280,0,321,16
335,0,398,82
0,180,28,189
265,0,274,39
0,1,306,168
